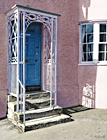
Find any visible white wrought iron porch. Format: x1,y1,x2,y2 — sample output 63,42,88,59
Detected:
5,5,60,124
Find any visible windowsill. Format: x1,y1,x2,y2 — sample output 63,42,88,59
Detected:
78,63,97,66
78,62,107,66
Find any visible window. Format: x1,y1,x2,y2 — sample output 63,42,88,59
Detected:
81,24,93,61
79,22,107,65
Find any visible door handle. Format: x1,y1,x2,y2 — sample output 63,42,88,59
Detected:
25,59,30,63
35,60,37,62
25,42,28,45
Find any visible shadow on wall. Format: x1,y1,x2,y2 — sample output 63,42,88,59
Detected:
79,0,91,21
82,83,95,108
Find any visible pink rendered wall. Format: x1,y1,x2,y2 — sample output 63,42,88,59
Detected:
57,0,79,107
0,0,79,118
79,0,107,109
0,12,7,118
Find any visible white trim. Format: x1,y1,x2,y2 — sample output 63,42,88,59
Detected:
17,9,20,112
55,18,57,106
93,23,99,63
50,18,53,107
6,15,10,94
6,9,18,17
79,25,82,63
78,63,107,66
23,12,26,124
43,25,45,91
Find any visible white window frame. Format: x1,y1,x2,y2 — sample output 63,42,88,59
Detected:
79,22,107,66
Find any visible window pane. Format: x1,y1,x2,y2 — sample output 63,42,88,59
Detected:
99,44,105,51
87,34,93,42
81,34,86,43
82,44,86,52
100,24,106,32
81,25,86,34
82,53,86,61
88,44,93,52
99,53,104,61
100,34,106,42
87,24,93,33
88,53,93,61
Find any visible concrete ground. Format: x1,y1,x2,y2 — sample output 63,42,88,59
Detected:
0,106,107,140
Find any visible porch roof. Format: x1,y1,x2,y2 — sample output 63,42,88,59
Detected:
4,4,61,17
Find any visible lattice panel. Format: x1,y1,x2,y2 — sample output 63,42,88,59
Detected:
43,18,57,95
10,64,17,94
25,12,52,33
7,12,18,63
44,27,51,64
52,64,55,91
44,64,51,91
52,18,57,63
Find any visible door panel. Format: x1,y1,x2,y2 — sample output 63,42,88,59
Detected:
27,38,35,56
25,23,41,86
27,64,36,79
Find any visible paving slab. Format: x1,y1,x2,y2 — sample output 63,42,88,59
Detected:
0,106,107,140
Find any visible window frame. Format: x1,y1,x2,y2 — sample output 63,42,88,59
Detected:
79,22,107,65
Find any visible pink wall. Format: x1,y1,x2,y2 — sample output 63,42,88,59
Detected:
57,0,79,107
0,0,80,118
0,12,7,118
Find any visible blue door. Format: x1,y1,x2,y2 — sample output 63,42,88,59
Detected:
25,23,41,87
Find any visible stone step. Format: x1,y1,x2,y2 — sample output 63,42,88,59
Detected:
26,86,40,92
8,100,34,112
18,114,71,132
26,97,50,109
8,101,22,111
8,95,17,102
8,91,50,111
7,108,14,121
14,106,62,123
26,91,50,99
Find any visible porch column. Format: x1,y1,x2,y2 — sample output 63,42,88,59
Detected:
23,11,26,124
17,9,20,112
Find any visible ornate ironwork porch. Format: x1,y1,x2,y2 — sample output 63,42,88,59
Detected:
5,5,60,124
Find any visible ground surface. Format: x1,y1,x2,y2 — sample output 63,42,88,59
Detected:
0,106,107,140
